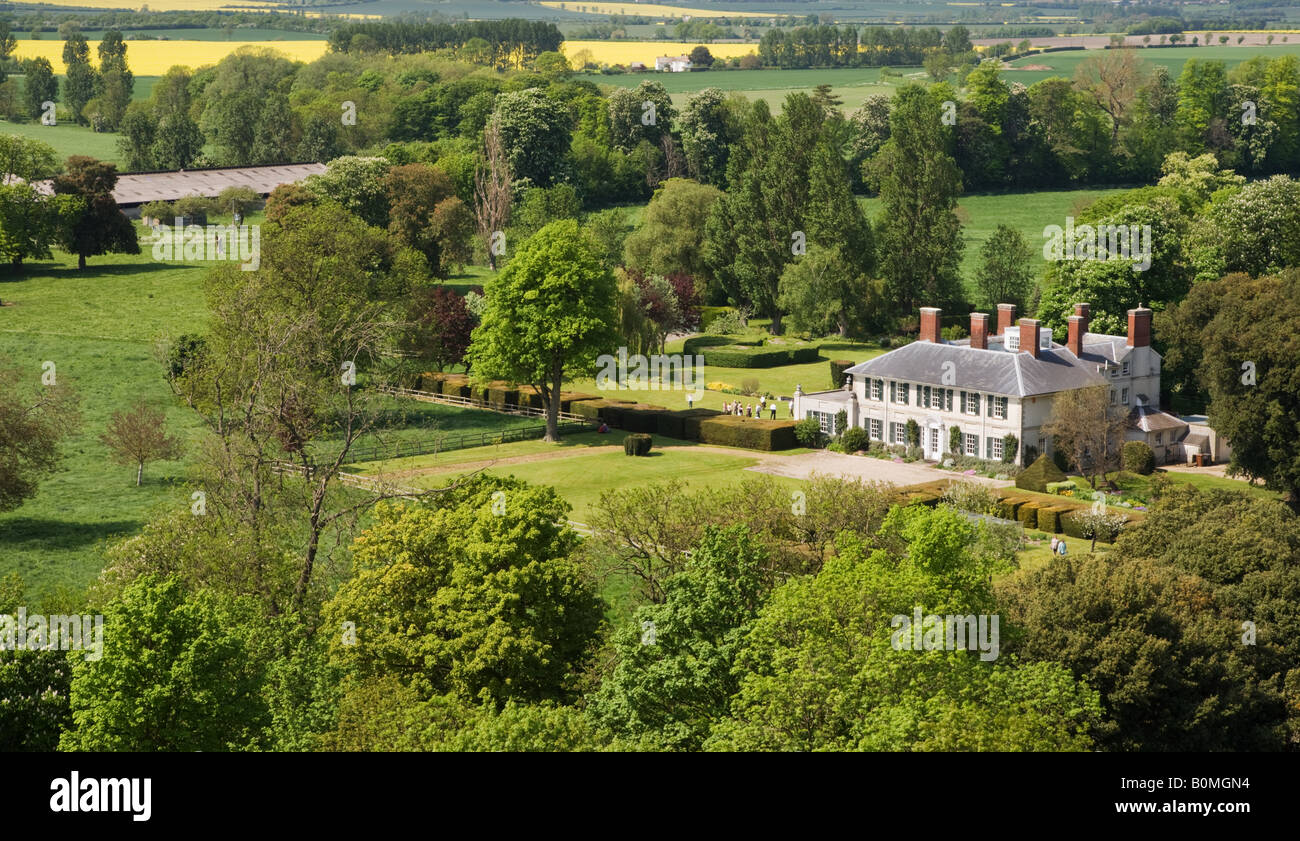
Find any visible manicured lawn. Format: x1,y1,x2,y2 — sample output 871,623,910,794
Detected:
565,334,885,407
355,430,803,523
1073,469,1279,502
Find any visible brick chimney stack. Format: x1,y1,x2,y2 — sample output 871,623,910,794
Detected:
996,303,1017,336
969,313,989,350
1019,318,1041,359
1127,305,1152,348
1067,302,1090,357
919,307,942,343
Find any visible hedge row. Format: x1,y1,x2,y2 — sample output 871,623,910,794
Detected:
702,345,822,368
993,491,1141,538
682,335,743,355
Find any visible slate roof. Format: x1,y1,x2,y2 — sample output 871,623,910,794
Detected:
1129,405,1188,433
23,163,326,206
843,337,1108,398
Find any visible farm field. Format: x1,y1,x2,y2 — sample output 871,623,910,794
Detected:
541,1,781,16
1004,43,1300,86
0,121,123,166
586,66,909,109
11,0,279,9
563,39,756,67
11,38,330,75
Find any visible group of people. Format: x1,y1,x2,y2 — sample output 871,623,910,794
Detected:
722,397,778,420
1049,535,1068,556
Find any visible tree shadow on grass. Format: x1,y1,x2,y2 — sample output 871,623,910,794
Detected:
0,518,140,552
0,261,201,284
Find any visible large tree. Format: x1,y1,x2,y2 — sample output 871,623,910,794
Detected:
1042,385,1130,487
1199,269,1300,509
868,83,965,315
60,33,99,125
973,224,1035,311
490,88,572,186
384,162,474,276
323,478,604,705
51,156,138,269
21,58,57,121
622,177,722,282
677,87,739,186
0,363,79,513
466,219,618,442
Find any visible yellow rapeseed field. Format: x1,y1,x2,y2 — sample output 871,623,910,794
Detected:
563,39,756,66
541,2,780,17
13,39,330,75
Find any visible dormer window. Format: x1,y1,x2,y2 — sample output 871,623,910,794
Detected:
1121,360,1130,376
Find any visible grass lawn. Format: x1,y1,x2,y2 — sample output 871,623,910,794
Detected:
565,333,885,408
353,429,804,524
1,120,123,167
583,66,910,111
1005,44,1300,87
1073,469,1279,502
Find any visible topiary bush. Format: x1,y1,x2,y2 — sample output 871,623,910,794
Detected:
1016,453,1069,492
949,424,963,456
905,418,921,448
830,359,854,387
840,426,869,452
1001,433,1019,464
794,418,823,448
624,433,653,456
1122,440,1155,475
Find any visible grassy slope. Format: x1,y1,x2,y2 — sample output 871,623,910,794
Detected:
1,121,123,167
1005,43,1300,86
0,234,537,602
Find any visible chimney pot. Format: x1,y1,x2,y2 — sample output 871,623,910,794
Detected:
996,303,1017,336
969,313,989,350
919,307,942,343
1018,318,1041,359
1127,306,1152,348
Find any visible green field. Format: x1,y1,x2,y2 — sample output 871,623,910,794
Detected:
861,186,1130,295
1005,43,1300,86
1,120,123,167
586,66,912,110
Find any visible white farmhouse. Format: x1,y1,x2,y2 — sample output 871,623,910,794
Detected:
655,55,693,72
794,303,1191,466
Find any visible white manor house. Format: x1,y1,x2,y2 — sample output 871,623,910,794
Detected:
793,304,1226,467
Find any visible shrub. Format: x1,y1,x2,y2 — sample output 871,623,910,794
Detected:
948,425,963,456
1122,440,1155,475
741,377,760,394
1051,446,1072,474
702,308,744,334
1001,433,1019,464
682,335,740,355
840,426,869,452
139,200,174,223
697,345,820,368
904,444,923,461
941,479,998,515
173,194,218,225
1016,453,1068,492
905,418,921,448
830,359,854,387
834,410,847,436
623,433,653,456
793,418,823,447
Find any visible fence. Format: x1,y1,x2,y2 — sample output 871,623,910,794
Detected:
377,385,591,424
320,419,595,466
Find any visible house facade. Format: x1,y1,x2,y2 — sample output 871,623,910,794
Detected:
794,304,1192,466
655,55,693,72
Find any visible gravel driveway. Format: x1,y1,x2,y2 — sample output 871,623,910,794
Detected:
747,450,1015,489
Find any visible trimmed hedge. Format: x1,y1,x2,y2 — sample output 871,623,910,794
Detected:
624,433,653,456
830,359,854,388
1016,453,1068,492
702,345,822,368
1123,440,1155,475
687,415,798,450
682,335,742,355
487,385,519,409
1017,501,1041,529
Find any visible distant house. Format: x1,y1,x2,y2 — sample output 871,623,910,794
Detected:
629,61,648,72
655,55,692,72
794,303,1203,466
